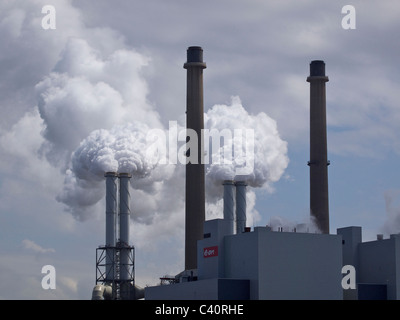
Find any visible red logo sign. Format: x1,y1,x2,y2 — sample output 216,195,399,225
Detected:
203,246,218,258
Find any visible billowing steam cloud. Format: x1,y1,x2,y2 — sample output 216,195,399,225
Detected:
71,123,159,179
203,97,288,224
56,122,176,220
34,37,289,227
33,38,174,221
35,38,161,169
204,96,289,203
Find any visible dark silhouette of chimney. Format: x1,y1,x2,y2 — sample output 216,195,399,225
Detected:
184,46,206,270
307,60,330,234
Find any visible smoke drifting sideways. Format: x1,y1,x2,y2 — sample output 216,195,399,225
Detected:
382,189,400,236
268,215,321,234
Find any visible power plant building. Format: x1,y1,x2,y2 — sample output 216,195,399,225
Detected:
145,220,343,300
339,226,400,300
145,221,400,300
93,47,400,300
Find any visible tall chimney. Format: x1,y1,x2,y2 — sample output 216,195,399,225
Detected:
223,180,235,235
235,181,247,234
118,172,132,299
183,46,206,270
307,60,330,234
104,172,118,282
119,173,131,247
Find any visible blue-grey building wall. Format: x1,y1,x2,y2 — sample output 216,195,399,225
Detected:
358,234,400,300
224,227,343,299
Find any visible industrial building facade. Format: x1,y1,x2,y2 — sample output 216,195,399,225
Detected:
93,47,400,300
146,219,343,300
146,222,400,300
339,226,400,300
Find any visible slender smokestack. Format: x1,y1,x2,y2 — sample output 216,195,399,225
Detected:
119,173,131,247
223,180,235,235
307,60,330,234
118,173,131,279
235,181,247,234
105,172,118,282
184,46,206,270
118,172,132,300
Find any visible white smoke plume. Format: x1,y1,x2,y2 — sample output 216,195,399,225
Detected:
71,123,161,179
57,122,176,221
268,215,321,233
203,96,289,225
381,189,400,236
34,36,289,228
204,96,288,198
34,37,178,222
35,38,161,169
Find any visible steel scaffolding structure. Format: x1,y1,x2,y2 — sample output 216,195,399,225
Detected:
95,243,135,300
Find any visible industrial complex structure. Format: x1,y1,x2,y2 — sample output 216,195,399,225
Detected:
92,47,400,300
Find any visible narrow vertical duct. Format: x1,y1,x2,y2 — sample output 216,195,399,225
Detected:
184,46,206,270
235,181,247,234
223,180,235,235
307,60,330,234
119,172,131,248
94,172,141,300
105,172,118,282
118,172,132,299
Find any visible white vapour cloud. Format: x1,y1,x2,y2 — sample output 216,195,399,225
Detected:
57,122,176,221
71,123,160,179
53,94,289,225
203,96,289,225
35,38,161,168
56,95,289,225
204,96,289,202
21,239,55,254
32,37,176,221
268,215,321,234
41,40,288,226
381,189,400,236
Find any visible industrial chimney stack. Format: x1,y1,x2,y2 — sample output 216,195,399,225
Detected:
235,181,247,234
94,172,137,300
118,172,132,300
104,172,118,282
223,180,235,235
307,60,330,234
184,46,206,270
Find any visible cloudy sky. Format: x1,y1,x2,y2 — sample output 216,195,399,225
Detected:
1,0,399,299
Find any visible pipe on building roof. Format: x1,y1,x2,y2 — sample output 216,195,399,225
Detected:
235,181,247,234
